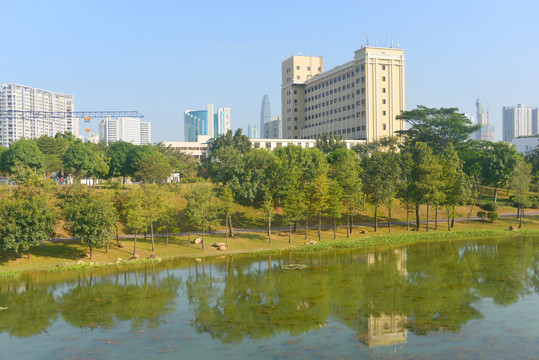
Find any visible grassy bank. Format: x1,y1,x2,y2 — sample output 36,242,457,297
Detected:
2,214,538,276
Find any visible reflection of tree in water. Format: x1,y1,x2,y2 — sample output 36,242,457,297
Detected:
61,265,181,330
0,282,58,337
185,238,539,344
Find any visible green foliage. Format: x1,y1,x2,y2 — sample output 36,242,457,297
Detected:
481,202,499,211
510,159,532,208
1,139,44,173
135,152,172,184
124,145,155,178
477,211,487,221
481,142,520,201
62,141,97,179
107,141,136,178
315,133,346,154
125,188,148,235
185,183,220,248
62,187,116,258
487,211,499,222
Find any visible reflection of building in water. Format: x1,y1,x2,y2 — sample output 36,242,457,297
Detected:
357,313,407,346
367,248,407,278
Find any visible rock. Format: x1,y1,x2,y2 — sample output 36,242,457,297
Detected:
309,240,318,245
304,242,309,245
77,260,84,265
509,225,518,230
131,254,140,260
117,243,125,248
279,232,289,237
193,237,202,244
361,230,368,234
149,253,157,259
219,245,228,251
116,257,122,262
82,252,90,258
194,258,202,262
213,242,226,247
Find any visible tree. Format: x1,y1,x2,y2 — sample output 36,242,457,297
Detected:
510,159,533,228
315,133,347,154
134,152,172,184
220,185,235,247
62,188,116,259
481,142,520,203
62,141,96,179
125,188,148,256
140,184,165,252
281,185,306,243
185,183,218,250
107,141,136,182
327,181,343,239
35,135,69,175
261,190,274,244
124,145,155,179
1,139,44,173
396,106,480,154
307,174,330,241
156,205,180,246
0,184,56,258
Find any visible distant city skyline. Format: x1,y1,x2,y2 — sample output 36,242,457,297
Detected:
2,1,539,142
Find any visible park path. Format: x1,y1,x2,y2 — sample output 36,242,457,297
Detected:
47,211,539,242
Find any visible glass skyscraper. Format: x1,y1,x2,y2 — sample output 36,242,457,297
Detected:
184,104,230,142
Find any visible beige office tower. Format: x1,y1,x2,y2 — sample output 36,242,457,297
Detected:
281,47,405,141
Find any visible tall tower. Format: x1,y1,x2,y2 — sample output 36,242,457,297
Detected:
260,95,271,134
474,98,494,141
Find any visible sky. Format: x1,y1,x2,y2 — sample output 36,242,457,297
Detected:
1,0,539,142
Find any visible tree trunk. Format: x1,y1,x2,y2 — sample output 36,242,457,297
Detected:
202,214,206,250
225,212,229,248
467,198,476,224
388,207,392,233
294,221,297,232
106,240,109,253
89,245,93,260
517,206,520,218
447,207,451,231
426,202,430,232
305,215,308,240
494,186,498,203
346,203,350,238
116,227,120,246
318,212,321,241
351,214,354,234
166,230,169,246
374,204,378,232
268,215,271,244
333,216,336,239
150,213,155,252
406,202,409,231
228,216,234,237
451,217,455,228
435,207,438,230
519,203,523,228
133,232,138,255
415,204,420,231
289,224,292,243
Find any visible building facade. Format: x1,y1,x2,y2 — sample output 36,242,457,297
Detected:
281,46,405,141
0,83,77,147
184,104,230,141
260,95,271,132
247,123,259,139
263,116,282,138
99,116,151,145
502,104,538,142
512,136,539,155
473,98,495,141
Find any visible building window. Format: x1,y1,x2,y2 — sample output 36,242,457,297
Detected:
318,67,321,71
297,76,300,80
382,99,386,104
382,88,386,93
382,76,386,81
294,108,297,112
382,65,386,70
383,111,386,115
297,66,300,70
307,66,311,70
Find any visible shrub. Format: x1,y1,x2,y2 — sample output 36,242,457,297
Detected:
532,202,539,209
482,202,499,211
487,211,499,223
477,211,487,221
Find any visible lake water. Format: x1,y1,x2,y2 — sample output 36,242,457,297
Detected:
1,235,539,359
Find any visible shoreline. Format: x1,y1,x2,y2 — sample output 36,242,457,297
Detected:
2,224,539,278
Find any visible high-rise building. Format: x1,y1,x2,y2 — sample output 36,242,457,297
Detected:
99,116,151,145
0,83,77,147
247,123,259,139
472,98,495,141
184,104,231,141
281,46,405,141
260,95,271,132
263,116,282,138
502,104,538,142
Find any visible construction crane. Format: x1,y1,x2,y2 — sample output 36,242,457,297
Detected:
0,110,144,120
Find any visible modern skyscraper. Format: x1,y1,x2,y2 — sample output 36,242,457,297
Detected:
260,95,271,133
263,116,282,138
502,104,538,142
281,46,405,141
99,116,151,145
473,98,495,141
184,104,231,142
0,83,77,147
247,123,259,139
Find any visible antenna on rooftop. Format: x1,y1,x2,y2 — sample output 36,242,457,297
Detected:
365,33,369,46
385,34,390,47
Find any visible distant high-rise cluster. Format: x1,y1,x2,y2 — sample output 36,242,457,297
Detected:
184,104,230,142
473,98,494,141
263,116,282,139
260,95,271,134
502,104,539,143
247,123,259,139
0,83,78,147
99,116,151,145
281,46,405,141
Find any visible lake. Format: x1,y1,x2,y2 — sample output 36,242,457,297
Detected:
1,235,539,359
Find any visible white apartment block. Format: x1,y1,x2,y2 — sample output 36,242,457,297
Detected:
0,83,77,147
502,104,539,142
281,46,405,141
99,116,151,145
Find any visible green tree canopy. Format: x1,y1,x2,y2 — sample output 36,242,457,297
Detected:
107,141,135,179
1,139,44,173
62,141,97,179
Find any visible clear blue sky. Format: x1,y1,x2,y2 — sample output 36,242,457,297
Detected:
1,0,538,142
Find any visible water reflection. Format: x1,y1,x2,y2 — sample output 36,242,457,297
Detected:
0,235,538,349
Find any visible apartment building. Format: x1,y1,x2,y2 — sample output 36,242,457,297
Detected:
502,104,539,142
281,46,405,141
0,83,77,147
99,116,152,145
